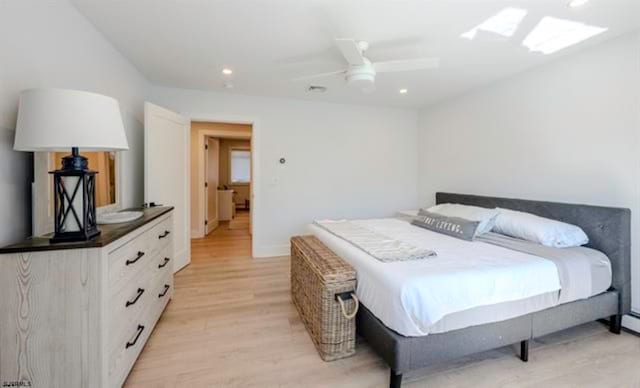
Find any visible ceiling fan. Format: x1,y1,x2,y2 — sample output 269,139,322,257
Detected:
292,38,440,93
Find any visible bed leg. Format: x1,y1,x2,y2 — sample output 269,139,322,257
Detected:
610,314,622,335
390,369,403,388
520,340,529,362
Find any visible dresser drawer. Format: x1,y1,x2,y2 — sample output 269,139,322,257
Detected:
154,270,174,314
151,245,174,284
108,248,169,339
108,215,172,290
109,309,155,387
109,271,173,387
147,216,173,258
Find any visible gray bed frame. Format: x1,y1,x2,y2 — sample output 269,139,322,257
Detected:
356,192,631,388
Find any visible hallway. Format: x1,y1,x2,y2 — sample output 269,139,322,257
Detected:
193,210,251,259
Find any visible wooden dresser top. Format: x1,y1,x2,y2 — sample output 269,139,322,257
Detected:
0,206,174,254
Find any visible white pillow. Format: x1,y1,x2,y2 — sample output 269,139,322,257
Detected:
492,208,589,248
426,203,499,236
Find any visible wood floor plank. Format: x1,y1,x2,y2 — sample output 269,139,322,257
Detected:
124,210,640,387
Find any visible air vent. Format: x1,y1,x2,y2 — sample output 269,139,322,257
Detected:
307,85,327,93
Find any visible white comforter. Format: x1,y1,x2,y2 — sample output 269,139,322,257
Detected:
308,218,562,337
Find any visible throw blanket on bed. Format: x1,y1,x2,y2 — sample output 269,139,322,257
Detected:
313,219,436,262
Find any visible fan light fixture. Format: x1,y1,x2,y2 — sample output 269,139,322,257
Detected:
399,89,408,94
222,68,233,75
290,39,439,93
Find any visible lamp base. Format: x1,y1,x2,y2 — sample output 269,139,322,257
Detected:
50,228,101,243
49,147,101,243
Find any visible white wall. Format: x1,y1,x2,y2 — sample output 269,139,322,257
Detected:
0,0,149,245
418,31,640,311
149,86,419,257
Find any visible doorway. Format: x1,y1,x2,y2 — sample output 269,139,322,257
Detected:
190,121,252,244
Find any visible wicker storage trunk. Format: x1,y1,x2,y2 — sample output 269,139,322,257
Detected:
290,235,358,361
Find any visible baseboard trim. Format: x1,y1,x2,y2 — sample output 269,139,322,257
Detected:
253,243,290,258
622,313,640,334
173,247,191,273
206,219,219,235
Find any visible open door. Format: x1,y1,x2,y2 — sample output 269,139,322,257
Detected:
205,137,219,234
144,102,191,272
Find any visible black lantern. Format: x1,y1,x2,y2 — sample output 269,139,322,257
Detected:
50,147,101,242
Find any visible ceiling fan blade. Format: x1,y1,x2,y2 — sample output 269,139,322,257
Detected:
373,57,440,73
291,69,345,82
335,39,365,66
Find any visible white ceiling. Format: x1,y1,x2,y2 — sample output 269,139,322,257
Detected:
72,0,640,108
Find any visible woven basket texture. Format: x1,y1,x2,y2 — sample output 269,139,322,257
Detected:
290,235,357,361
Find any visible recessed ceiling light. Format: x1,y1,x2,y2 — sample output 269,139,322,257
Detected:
222,68,233,75
399,88,408,94
568,0,589,8
461,8,528,40
522,17,607,55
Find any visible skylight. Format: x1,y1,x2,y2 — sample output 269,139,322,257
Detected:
522,17,607,55
461,8,528,40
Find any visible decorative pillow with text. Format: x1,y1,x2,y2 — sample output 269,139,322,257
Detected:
411,209,481,241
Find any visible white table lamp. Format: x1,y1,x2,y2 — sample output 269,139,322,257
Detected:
14,89,129,242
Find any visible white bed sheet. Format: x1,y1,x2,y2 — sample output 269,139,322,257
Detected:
307,218,611,337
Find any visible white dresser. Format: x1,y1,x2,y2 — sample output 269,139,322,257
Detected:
0,207,175,388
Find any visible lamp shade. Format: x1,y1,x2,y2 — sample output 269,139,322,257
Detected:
14,89,129,151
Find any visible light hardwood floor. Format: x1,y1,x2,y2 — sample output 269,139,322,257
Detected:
125,212,640,387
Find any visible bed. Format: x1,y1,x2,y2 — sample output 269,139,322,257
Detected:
308,192,630,388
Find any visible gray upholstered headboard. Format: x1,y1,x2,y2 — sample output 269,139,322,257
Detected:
436,192,631,314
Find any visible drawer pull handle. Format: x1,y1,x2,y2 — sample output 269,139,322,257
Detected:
126,325,145,349
126,251,145,266
126,288,145,307
158,230,171,239
158,257,170,269
158,284,170,298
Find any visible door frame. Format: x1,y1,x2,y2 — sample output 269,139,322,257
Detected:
192,126,252,238
204,137,220,235
190,115,258,258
